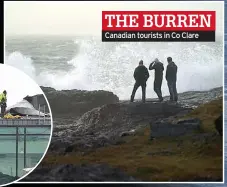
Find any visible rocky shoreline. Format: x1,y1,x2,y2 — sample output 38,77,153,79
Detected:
40,86,119,118
43,86,222,154
22,86,223,182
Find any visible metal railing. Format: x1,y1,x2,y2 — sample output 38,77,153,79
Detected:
0,123,51,179
0,104,51,178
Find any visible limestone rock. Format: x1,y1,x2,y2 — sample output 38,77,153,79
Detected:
40,86,119,118
23,164,137,182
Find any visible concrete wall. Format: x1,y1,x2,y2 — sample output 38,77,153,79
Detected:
24,95,49,113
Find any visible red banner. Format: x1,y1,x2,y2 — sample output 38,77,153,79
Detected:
102,11,216,31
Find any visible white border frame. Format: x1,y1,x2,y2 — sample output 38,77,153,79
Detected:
3,0,225,185
0,65,54,187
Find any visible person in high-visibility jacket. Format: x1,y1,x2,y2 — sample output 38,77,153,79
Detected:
0,90,7,118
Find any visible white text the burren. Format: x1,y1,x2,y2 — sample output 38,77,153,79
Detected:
105,14,212,28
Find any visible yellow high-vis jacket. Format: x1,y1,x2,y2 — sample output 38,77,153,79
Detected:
0,93,7,103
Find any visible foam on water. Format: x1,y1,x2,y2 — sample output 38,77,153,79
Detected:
5,52,36,81
5,38,223,100
4,37,226,185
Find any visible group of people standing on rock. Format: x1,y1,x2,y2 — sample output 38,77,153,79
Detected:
130,57,178,103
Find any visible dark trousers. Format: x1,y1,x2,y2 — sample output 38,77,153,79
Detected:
1,105,6,118
154,78,163,101
167,81,178,101
131,81,146,102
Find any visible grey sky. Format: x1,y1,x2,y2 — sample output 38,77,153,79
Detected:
4,1,224,36
1,64,42,107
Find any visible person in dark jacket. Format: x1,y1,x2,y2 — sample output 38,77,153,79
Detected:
166,57,178,102
130,60,150,103
149,58,164,102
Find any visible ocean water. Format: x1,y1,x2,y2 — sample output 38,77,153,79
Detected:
5,37,223,101
4,37,226,185
4,4,226,185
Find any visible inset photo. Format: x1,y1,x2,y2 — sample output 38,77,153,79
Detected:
0,64,53,186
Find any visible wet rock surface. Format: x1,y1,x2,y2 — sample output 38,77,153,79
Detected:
40,86,119,118
49,101,191,153
48,87,222,154
0,172,16,185
174,87,222,108
23,87,222,182
125,87,222,109
150,118,201,138
23,164,137,182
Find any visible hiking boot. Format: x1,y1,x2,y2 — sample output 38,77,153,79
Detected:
159,97,163,102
